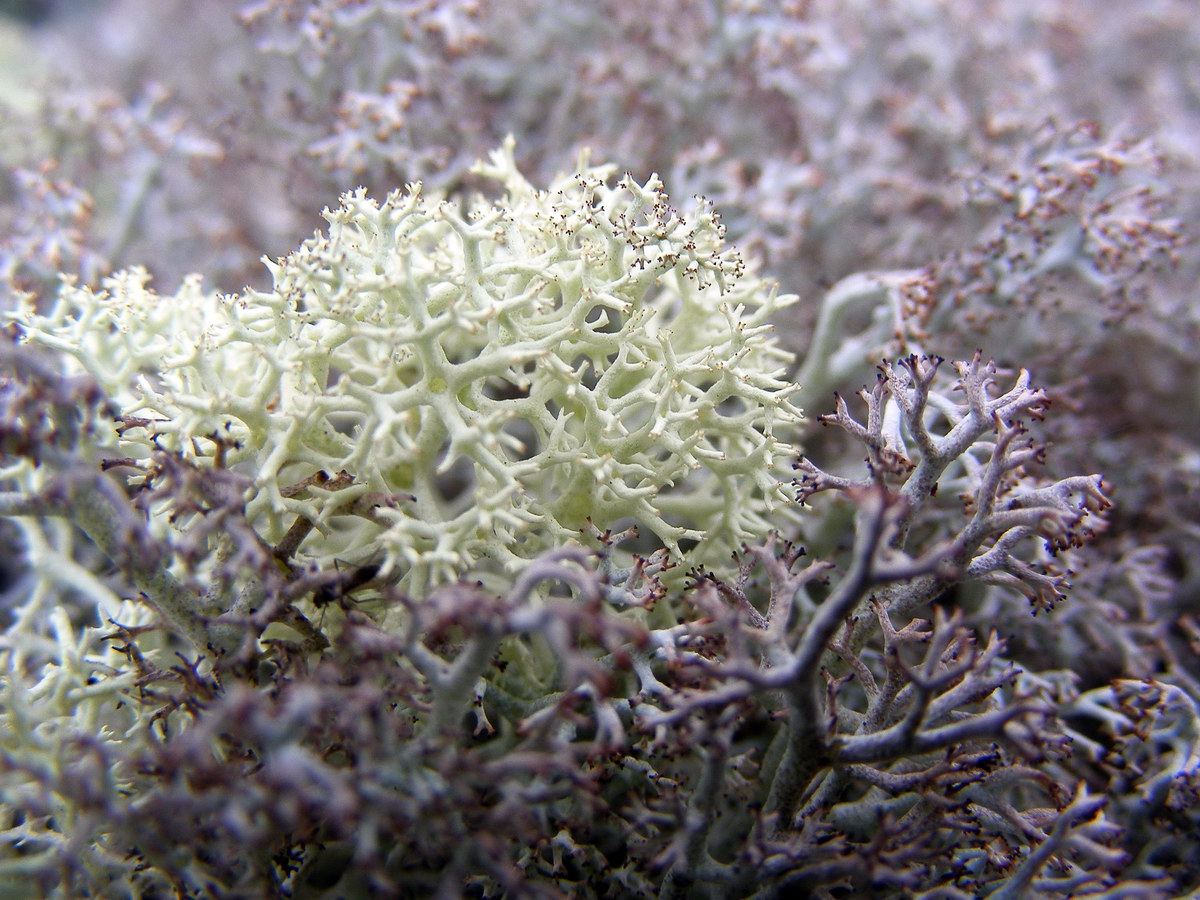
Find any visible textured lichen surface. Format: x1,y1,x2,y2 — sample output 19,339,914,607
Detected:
13,141,802,592
2,2,1199,896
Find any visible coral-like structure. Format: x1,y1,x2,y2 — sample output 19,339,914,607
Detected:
10,143,801,598
4,335,1195,897
1,1,1198,897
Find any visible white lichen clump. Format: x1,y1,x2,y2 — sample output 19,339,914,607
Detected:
14,141,802,591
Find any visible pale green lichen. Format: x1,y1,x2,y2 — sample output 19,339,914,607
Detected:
12,140,803,593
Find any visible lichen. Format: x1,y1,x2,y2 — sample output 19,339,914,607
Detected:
11,140,803,594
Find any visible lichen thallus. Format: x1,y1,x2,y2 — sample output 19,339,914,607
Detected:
272,469,412,641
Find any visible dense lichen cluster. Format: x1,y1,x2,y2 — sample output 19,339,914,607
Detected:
1,2,1198,897
12,143,801,595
